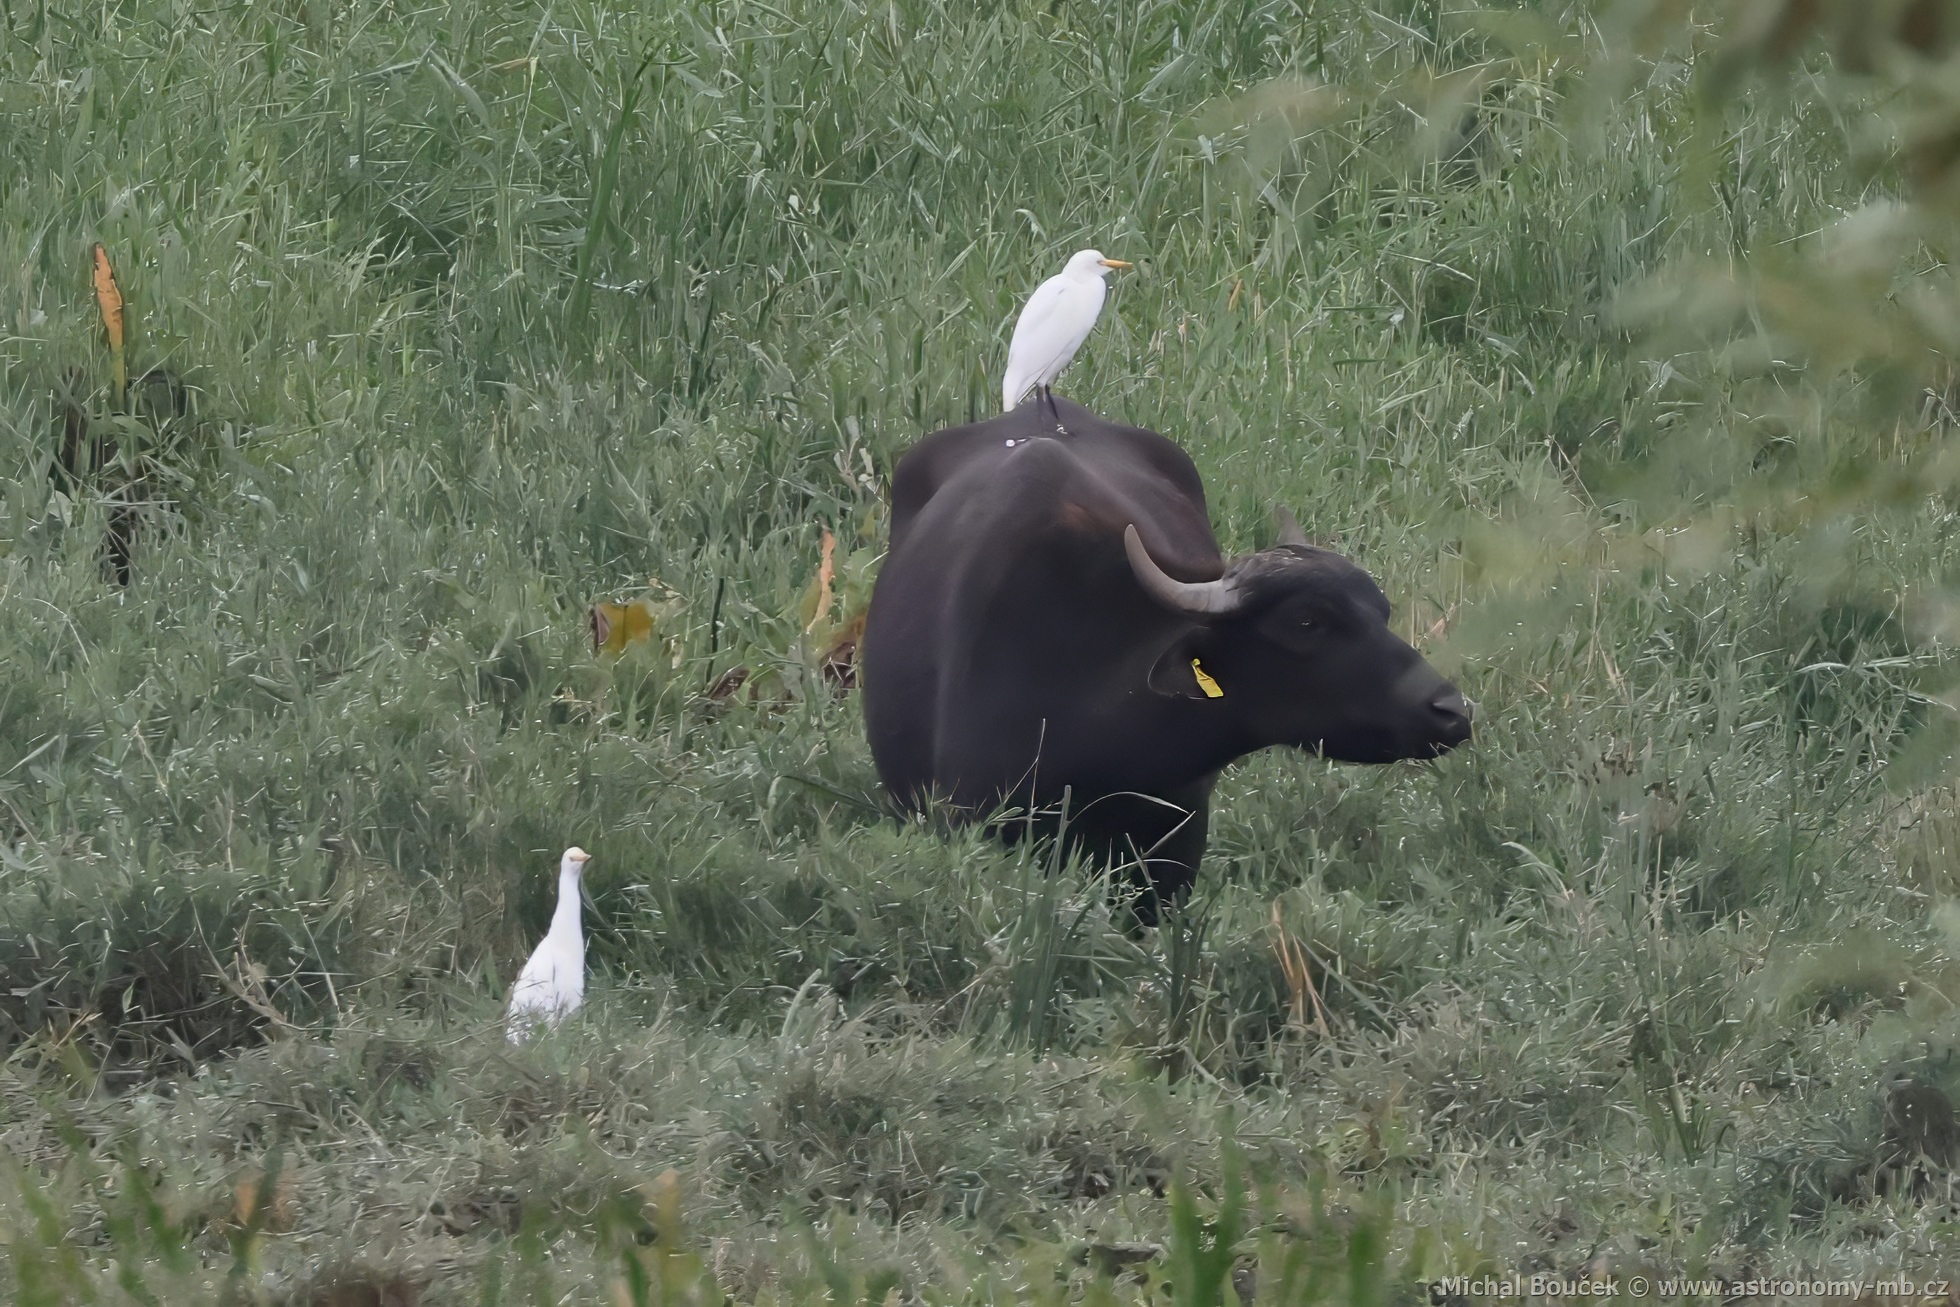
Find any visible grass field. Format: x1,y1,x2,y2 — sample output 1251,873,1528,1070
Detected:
7,0,1960,1301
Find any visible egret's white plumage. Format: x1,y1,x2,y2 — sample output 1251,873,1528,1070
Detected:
1002,249,1132,412
505,847,591,1043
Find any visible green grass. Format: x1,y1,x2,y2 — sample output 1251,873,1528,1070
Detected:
6,0,1960,1301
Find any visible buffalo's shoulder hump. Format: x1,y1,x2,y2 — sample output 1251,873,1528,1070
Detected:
888,402,1206,550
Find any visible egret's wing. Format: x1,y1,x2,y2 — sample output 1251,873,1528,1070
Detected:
507,940,578,1016
1003,278,1072,408
506,960,548,1041
506,957,551,1014
1008,276,1076,347
1003,275,1104,408
508,932,584,1041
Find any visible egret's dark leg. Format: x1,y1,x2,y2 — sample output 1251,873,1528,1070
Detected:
1044,385,1070,436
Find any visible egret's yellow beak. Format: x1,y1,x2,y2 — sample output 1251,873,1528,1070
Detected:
1100,258,1133,269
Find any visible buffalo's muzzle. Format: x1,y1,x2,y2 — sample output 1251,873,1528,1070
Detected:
1427,686,1473,750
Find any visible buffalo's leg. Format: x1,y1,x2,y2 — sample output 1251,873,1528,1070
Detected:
1060,784,1211,928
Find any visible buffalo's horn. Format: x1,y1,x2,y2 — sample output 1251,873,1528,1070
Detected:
1273,505,1308,547
1124,525,1241,615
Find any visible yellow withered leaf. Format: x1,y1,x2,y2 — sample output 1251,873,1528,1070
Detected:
647,1167,682,1230
91,243,127,401
589,599,657,655
230,1163,297,1232
802,527,837,635
794,524,878,686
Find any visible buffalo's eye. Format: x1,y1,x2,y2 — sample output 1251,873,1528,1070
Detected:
1264,612,1322,650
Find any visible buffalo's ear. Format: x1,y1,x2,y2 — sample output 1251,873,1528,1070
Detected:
1147,631,1225,700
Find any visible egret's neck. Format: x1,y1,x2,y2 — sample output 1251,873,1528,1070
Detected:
550,868,584,936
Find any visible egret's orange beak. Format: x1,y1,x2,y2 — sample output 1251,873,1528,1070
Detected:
1100,258,1133,269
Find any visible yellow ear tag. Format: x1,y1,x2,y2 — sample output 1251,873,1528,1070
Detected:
1191,658,1224,698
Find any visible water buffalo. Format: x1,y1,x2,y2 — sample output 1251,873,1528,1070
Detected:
860,397,1471,923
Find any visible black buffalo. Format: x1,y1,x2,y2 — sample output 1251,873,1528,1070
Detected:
860,397,1471,923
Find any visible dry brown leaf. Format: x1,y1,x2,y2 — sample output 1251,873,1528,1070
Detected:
804,526,837,634
231,1163,298,1232
1270,902,1330,1038
91,243,127,401
706,666,751,701
820,608,867,692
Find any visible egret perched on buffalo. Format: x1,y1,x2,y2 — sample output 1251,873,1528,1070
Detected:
1001,249,1131,421
505,847,592,1043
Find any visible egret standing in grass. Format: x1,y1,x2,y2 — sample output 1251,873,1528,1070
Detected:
505,847,591,1043
1001,249,1132,423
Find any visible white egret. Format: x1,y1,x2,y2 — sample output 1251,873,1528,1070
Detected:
1002,249,1132,417
505,847,591,1043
